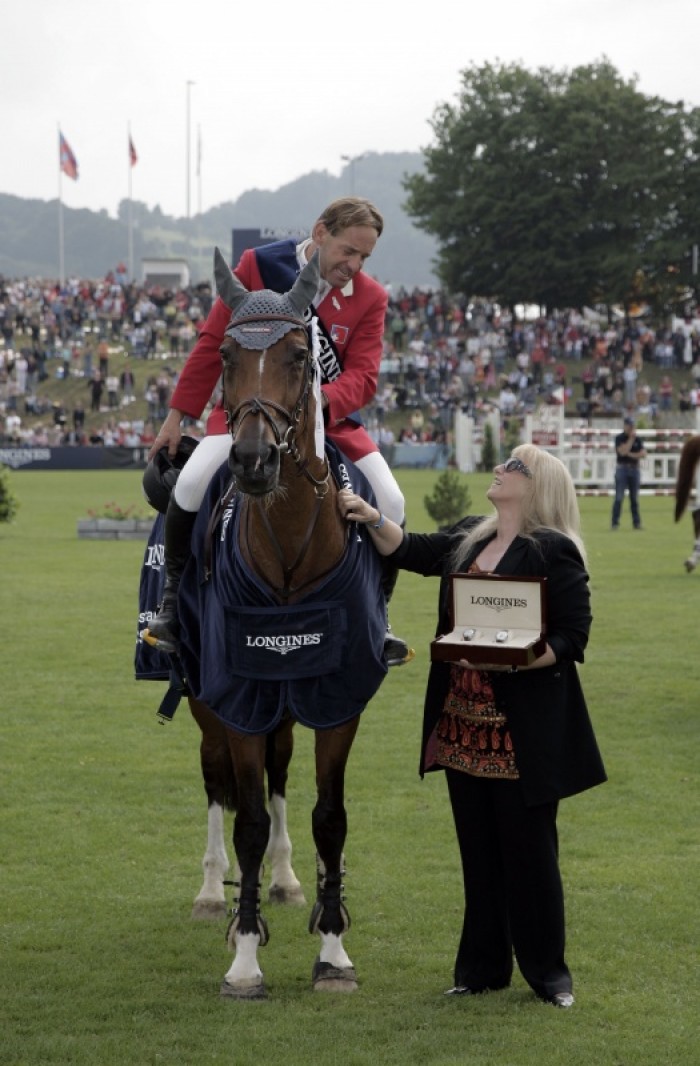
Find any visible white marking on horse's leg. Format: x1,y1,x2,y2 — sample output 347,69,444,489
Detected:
318,931,353,969
266,793,305,903
224,932,264,986
192,802,229,916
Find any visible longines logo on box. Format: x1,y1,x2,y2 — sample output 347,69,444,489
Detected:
469,594,528,613
245,633,324,656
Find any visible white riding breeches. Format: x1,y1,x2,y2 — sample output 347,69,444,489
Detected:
173,432,405,526
352,450,405,526
173,433,231,511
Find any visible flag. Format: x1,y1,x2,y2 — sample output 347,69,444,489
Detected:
59,131,78,180
129,135,138,167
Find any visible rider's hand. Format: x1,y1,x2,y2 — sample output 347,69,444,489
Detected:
148,409,183,461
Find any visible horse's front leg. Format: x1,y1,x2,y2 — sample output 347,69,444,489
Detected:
309,717,360,993
220,733,270,1000
189,699,234,919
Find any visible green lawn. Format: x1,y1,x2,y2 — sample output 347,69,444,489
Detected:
1,468,698,1066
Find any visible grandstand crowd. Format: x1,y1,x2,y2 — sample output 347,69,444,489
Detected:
2,271,700,448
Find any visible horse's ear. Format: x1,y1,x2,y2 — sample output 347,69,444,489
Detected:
289,250,320,314
214,247,250,312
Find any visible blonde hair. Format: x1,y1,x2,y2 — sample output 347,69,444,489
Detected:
315,197,384,238
453,443,587,567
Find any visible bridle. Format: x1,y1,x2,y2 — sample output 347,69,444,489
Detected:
223,327,331,499
222,330,336,600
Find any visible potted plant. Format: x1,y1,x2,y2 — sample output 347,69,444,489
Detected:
77,502,155,540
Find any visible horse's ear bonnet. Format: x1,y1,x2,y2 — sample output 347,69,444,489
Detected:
214,246,320,350
142,435,199,514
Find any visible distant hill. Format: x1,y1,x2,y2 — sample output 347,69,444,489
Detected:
0,151,440,289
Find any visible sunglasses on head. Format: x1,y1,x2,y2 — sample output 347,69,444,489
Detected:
502,457,533,478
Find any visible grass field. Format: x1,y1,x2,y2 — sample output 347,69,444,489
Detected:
1,467,698,1066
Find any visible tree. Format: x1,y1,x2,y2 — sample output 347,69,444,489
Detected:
480,422,497,472
0,466,19,523
424,469,472,529
403,59,700,314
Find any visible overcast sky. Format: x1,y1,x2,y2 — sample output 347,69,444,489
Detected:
2,0,699,220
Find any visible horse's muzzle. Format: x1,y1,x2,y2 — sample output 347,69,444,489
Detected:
228,440,281,495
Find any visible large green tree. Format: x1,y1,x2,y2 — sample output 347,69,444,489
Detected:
403,59,700,313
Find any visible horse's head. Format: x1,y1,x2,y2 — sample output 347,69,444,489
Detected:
214,248,321,496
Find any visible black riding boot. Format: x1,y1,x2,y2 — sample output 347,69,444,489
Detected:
147,498,197,652
381,558,410,667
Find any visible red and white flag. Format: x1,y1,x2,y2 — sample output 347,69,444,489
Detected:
59,131,78,180
129,136,138,167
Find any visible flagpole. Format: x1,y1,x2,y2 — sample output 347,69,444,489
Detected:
128,122,134,281
196,123,202,281
58,124,65,287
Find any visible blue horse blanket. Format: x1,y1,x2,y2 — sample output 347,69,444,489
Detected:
170,444,387,733
134,511,171,681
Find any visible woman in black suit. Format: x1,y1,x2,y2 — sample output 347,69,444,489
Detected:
338,444,606,1008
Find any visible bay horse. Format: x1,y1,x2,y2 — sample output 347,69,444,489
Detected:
674,434,700,571
175,249,388,1000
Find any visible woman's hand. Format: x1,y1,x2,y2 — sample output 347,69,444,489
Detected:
337,488,404,556
337,488,379,526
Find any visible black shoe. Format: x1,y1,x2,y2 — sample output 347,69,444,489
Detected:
384,625,410,667
544,991,575,1008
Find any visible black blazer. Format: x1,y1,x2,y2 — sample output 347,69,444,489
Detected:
391,517,607,806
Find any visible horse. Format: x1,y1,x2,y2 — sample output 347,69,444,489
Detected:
674,434,700,571
171,248,388,1000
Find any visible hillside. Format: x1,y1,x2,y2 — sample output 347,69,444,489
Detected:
0,152,440,288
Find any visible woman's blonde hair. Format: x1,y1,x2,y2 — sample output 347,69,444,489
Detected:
453,443,586,567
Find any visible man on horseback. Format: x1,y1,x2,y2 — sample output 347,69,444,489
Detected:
146,197,409,664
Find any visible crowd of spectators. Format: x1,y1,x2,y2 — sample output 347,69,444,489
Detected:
0,270,207,446
2,269,700,448
369,290,700,442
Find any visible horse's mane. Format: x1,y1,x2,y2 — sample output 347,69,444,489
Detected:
674,434,700,521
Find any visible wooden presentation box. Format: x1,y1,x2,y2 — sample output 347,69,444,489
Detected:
431,574,547,666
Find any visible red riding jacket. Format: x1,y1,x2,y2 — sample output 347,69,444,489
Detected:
169,242,388,461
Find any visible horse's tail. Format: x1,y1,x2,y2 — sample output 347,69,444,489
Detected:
674,435,700,521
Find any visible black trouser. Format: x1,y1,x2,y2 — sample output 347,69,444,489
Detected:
445,769,572,999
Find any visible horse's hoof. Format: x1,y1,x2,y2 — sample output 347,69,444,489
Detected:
684,558,696,572
311,957,358,993
220,978,267,1000
191,899,227,920
268,884,306,905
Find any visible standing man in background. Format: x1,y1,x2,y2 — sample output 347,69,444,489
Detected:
611,415,646,530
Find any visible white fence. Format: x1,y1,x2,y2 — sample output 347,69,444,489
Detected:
454,406,700,495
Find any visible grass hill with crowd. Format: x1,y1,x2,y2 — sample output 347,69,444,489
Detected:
4,321,700,450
